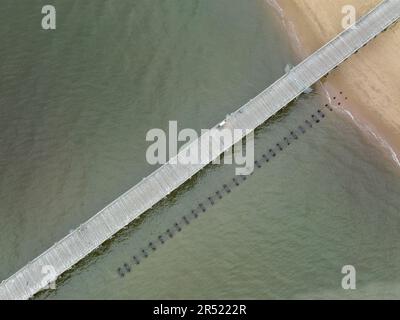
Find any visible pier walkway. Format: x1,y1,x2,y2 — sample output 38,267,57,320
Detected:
1,0,399,299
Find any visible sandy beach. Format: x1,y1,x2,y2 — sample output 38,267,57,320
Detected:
268,0,400,166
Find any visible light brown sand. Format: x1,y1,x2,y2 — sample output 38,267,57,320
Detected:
269,0,400,166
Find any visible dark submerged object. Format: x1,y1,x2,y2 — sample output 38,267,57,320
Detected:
133,256,140,264
199,203,206,212
174,222,182,232
183,216,190,225
124,263,131,272
117,267,125,277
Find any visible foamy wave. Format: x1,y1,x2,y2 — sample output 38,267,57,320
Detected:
265,0,284,17
321,84,400,167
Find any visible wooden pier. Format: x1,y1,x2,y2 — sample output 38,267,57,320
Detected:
1,0,399,300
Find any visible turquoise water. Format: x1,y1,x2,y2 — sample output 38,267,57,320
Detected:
0,0,400,299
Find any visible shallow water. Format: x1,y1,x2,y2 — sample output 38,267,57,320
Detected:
1,0,400,299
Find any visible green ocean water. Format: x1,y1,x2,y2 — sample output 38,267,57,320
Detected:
1,0,400,299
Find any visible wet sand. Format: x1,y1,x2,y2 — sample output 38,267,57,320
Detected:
268,0,400,166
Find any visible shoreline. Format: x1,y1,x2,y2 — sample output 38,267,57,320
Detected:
267,0,400,168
